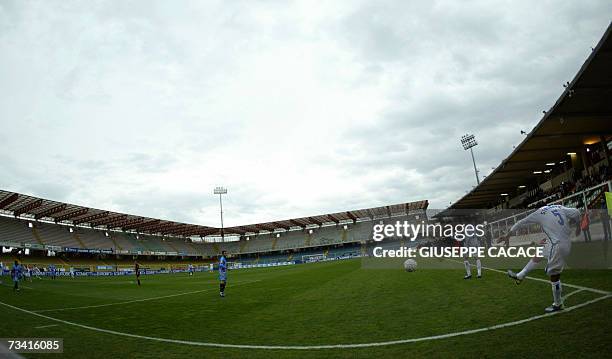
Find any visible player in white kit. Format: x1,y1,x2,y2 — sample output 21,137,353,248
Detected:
501,205,581,313
462,233,482,279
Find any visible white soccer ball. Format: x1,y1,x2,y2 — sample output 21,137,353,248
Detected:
403,259,417,272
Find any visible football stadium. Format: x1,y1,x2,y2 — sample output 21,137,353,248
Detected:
1,3,611,359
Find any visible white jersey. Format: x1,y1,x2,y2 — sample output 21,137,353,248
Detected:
511,205,580,275
463,234,481,248
510,205,580,245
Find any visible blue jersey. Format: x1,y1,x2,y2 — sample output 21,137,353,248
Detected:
11,264,23,281
218,256,227,281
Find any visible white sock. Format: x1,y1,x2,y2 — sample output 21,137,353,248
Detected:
517,259,538,280
476,259,482,277
551,280,562,306
464,260,471,276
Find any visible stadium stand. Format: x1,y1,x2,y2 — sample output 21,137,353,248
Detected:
0,198,428,269
0,216,37,244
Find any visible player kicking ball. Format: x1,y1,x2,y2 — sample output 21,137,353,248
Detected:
219,251,227,297
501,204,581,313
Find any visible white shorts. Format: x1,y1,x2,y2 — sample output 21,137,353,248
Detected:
463,236,481,258
543,240,571,276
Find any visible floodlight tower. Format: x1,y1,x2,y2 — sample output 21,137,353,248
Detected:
214,186,228,241
460,134,480,185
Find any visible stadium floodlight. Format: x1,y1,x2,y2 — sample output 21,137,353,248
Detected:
460,134,480,185
214,186,228,241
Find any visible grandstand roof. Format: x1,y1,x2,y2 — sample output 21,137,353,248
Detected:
447,22,612,211
224,200,429,235
0,189,427,237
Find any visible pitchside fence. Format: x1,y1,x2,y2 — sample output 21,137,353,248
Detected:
487,181,611,246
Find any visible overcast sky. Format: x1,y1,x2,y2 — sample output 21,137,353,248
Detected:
0,1,610,226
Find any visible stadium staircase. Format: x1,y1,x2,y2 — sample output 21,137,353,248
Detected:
72,233,86,248
109,236,122,251
187,242,203,256
139,240,155,252
341,230,347,242
212,243,220,254
239,240,249,253
31,228,45,245
56,256,69,267
271,236,279,250
304,234,311,247
166,241,179,253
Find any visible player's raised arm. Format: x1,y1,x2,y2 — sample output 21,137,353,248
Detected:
497,209,542,244
509,210,542,234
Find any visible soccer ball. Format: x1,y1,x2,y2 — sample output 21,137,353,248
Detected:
404,259,417,272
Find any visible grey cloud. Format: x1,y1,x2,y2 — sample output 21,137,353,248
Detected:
1,0,611,224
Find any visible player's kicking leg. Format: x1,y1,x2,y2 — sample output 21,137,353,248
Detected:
508,240,546,284
507,257,541,285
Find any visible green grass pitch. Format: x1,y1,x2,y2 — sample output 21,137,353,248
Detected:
1,259,611,358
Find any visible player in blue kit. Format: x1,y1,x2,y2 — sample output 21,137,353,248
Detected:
219,251,227,297
11,261,23,292
49,264,57,279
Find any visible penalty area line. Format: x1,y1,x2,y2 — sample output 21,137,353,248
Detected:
34,324,60,329
33,279,261,313
562,289,585,301
449,259,611,295
0,293,609,350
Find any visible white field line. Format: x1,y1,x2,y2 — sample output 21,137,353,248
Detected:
450,259,611,295
0,294,609,350
562,289,585,301
1,283,33,290
34,324,59,329
31,277,222,284
32,280,260,313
